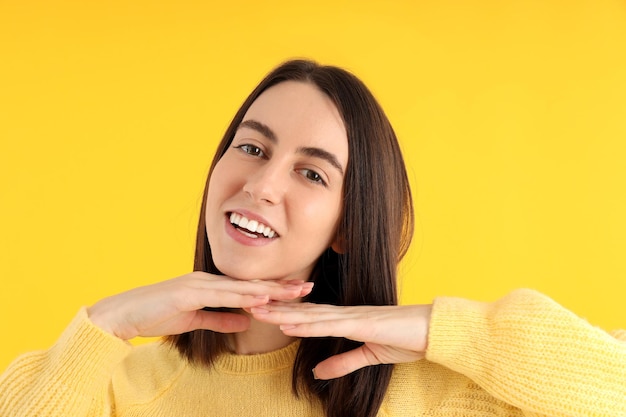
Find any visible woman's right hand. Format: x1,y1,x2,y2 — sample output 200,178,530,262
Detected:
87,271,312,340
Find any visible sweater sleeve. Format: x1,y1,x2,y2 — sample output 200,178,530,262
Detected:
425,289,626,417
0,307,133,417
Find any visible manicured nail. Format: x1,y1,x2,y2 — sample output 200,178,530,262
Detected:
250,306,269,314
279,324,297,331
312,368,319,380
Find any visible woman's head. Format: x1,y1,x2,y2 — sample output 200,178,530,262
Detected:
197,60,414,291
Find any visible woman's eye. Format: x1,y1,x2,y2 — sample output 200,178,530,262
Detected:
236,144,265,157
300,169,327,186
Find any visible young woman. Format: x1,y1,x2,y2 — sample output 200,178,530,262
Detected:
1,60,624,417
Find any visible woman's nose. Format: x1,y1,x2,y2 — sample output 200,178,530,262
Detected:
242,162,288,205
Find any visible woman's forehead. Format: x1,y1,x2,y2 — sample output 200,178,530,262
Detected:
242,81,347,149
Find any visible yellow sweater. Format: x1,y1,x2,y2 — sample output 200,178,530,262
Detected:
1,289,624,416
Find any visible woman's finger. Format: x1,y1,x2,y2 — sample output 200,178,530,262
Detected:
137,310,251,337
312,345,379,380
186,273,313,298
261,313,381,346
276,319,372,341
175,282,313,311
313,343,426,380
189,310,251,333
249,302,348,324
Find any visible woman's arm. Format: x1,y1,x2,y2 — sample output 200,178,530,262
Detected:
426,289,626,417
252,289,626,416
0,272,312,416
0,308,130,417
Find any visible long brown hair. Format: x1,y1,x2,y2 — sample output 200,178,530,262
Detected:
166,60,414,417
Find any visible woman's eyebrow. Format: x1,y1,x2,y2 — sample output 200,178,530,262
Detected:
238,119,277,142
298,146,344,175
238,118,344,175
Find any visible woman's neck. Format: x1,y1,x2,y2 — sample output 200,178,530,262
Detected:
231,311,296,354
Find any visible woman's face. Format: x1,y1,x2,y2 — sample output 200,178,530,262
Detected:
205,81,348,281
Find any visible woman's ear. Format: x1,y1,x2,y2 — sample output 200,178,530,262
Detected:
331,234,346,254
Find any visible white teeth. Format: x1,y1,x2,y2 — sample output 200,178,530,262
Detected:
246,220,258,233
229,213,277,238
229,212,241,224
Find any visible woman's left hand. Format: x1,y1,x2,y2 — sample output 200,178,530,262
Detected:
250,302,432,379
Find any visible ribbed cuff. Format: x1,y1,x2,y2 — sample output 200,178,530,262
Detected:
46,307,132,394
425,295,491,376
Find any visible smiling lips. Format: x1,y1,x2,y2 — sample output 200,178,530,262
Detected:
229,212,278,238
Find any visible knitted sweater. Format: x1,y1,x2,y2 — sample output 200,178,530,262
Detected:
1,289,624,416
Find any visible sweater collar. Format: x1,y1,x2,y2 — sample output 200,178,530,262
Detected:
211,340,300,374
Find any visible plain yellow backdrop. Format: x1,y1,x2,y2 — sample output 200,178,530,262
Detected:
1,0,625,370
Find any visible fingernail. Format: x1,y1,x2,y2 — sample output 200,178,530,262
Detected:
284,285,302,290
312,368,319,380
279,324,296,330
250,307,269,314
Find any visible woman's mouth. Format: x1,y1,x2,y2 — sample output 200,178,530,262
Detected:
229,212,278,239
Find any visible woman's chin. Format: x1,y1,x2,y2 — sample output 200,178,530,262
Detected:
213,263,277,282
212,257,313,283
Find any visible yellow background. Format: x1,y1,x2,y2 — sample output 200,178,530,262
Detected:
1,0,625,370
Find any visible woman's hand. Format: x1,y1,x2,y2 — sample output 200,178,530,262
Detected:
250,302,432,379
87,271,313,340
